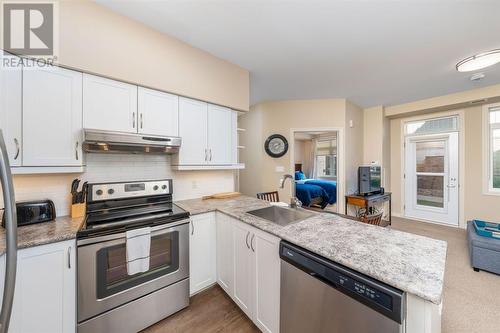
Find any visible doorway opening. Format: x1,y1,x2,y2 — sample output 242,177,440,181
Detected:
291,129,342,213
403,116,459,226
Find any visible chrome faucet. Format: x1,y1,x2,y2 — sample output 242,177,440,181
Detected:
279,174,301,208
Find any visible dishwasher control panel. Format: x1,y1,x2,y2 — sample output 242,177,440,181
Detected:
280,241,404,324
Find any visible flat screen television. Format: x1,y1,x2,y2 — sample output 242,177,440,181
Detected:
358,166,381,196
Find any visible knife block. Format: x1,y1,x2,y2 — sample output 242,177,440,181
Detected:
71,203,86,219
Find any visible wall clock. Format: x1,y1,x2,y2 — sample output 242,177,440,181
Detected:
264,134,288,158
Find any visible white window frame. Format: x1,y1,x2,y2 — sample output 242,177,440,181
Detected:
315,137,337,179
482,102,500,195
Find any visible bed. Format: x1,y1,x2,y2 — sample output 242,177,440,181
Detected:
302,179,337,204
295,183,329,209
294,169,337,205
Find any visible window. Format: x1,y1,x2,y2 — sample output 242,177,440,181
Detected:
405,116,458,136
315,138,337,178
484,104,500,194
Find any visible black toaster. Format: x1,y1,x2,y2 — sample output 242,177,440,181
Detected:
2,200,56,227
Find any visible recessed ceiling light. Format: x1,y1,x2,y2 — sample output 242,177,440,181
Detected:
456,49,500,72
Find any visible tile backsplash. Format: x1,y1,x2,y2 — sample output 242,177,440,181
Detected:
1,154,235,216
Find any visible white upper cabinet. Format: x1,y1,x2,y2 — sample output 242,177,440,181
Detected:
83,74,137,133
175,97,240,168
207,104,233,165
23,63,83,166
0,51,22,166
231,111,238,164
178,97,208,165
138,87,179,137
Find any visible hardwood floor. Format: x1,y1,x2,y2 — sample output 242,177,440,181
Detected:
141,285,260,333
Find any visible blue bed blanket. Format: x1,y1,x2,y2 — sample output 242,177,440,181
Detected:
295,183,329,208
304,179,337,204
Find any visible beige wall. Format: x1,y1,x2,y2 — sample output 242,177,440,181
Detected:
345,101,364,194
363,106,390,188
58,0,249,111
389,105,500,227
385,84,500,118
239,99,362,210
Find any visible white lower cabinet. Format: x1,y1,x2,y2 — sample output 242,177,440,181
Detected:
189,212,217,295
216,213,281,333
253,228,281,333
0,240,76,333
233,221,255,318
216,213,234,295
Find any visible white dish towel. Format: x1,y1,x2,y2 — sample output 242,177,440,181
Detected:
126,227,151,275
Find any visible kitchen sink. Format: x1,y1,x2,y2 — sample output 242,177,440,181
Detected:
246,206,314,226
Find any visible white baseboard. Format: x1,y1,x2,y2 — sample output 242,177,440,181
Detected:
392,212,465,229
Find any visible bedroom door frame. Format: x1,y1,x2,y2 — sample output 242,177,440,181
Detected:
290,127,345,214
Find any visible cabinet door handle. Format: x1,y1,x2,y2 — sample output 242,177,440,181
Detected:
13,138,19,160
245,231,250,249
190,219,195,235
75,141,79,160
250,234,255,252
204,149,208,162
140,113,143,129
67,246,72,269
132,112,136,129
209,149,212,161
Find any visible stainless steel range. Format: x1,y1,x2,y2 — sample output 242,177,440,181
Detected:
76,179,190,333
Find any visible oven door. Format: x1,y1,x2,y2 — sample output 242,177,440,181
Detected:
77,219,189,322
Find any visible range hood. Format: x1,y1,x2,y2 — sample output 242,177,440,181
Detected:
83,129,181,154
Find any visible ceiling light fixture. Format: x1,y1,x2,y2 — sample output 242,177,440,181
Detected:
456,49,500,72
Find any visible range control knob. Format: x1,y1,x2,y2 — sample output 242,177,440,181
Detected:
153,185,159,191
96,189,103,196
108,189,115,195
161,185,167,190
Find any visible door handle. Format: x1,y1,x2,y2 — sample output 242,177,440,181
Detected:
13,138,19,160
132,112,136,129
190,219,195,235
67,247,71,269
204,148,208,162
250,234,255,252
245,231,250,249
75,141,79,160
0,131,18,333
209,149,212,162
140,113,143,129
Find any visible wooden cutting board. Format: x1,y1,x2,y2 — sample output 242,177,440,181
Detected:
202,192,241,200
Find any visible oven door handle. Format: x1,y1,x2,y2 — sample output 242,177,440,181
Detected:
86,212,182,231
77,218,190,246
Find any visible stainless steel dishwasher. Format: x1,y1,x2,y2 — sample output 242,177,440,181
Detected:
280,241,404,333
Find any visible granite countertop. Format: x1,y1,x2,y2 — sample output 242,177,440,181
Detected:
176,195,448,305
0,216,84,255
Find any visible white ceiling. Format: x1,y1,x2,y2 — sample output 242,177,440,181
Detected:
95,0,500,108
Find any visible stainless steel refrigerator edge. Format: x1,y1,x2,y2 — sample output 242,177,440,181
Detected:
0,131,18,333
